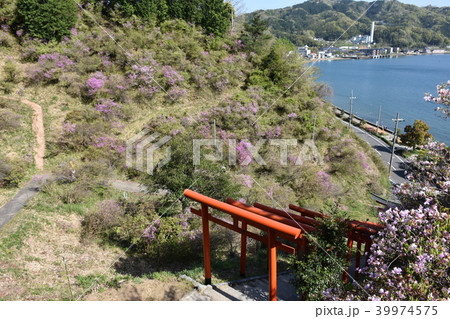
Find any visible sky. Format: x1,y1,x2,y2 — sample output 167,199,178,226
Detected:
241,0,449,13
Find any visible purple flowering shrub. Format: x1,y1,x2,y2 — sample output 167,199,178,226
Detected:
128,63,160,99
103,74,131,103
326,141,449,301
236,140,254,166
58,120,106,152
92,136,126,154
26,52,74,84
84,71,107,97
85,196,203,262
327,139,368,175
83,199,125,237
362,204,448,300
167,86,187,101
0,25,14,47
141,211,202,261
95,99,124,120
161,65,184,87
86,135,126,167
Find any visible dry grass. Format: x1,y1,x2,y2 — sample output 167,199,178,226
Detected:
84,279,191,301
0,196,192,301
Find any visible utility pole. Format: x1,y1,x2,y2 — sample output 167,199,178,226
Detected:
349,90,356,127
376,105,382,134
389,112,404,176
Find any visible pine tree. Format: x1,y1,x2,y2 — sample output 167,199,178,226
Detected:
16,0,77,41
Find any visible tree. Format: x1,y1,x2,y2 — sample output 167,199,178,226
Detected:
144,133,240,212
0,0,16,25
200,0,232,37
240,13,270,54
400,119,433,149
15,0,77,41
424,81,450,118
134,0,168,22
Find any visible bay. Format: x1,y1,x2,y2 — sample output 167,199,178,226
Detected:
314,54,450,145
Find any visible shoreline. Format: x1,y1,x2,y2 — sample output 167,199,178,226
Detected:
308,51,450,62
333,106,403,149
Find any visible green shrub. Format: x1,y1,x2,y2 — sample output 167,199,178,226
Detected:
0,0,16,26
146,132,241,212
290,207,349,300
2,60,21,83
0,81,14,94
0,156,26,187
83,199,125,238
16,0,77,41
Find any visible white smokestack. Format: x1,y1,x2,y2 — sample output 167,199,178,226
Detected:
370,21,375,43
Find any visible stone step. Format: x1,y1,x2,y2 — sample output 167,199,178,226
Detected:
180,272,300,301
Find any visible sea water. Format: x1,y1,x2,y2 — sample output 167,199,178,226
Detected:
315,54,450,145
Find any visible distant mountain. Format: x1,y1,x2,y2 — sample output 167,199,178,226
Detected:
239,0,450,48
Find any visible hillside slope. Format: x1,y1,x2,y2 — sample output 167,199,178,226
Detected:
239,0,450,48
0,2,390,300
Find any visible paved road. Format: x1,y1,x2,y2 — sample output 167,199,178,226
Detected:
0,174,52,229
347,122,409,185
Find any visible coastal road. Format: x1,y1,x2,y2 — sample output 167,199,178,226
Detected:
348,122,409,185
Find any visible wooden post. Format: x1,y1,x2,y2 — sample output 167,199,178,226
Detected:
268,230,277,301
240,221,247,277
201,203,212,285
343,234,353,283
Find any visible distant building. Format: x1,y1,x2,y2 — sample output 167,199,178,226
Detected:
339,46,358,52
297,45,311,57
350,34,371,44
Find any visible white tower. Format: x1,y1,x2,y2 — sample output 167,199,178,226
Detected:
370,21,375,43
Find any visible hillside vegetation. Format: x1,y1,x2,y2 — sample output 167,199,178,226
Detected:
239,0,450,48
0,1,390,299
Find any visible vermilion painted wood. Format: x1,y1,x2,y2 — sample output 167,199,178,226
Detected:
201,203,212,285
229,199,317,233
228,199,313,256
343,235,354,283
185,189,382,300
185,189,302,239
190,208,296,254
268,230,277,301
240,221,247,276
289,203,382,237
288,204,325,219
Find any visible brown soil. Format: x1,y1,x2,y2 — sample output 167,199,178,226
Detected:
1,96,45,170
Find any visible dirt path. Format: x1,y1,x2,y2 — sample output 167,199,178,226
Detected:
1,96,45,170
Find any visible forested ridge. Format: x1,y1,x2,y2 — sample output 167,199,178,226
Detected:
239,0,450,48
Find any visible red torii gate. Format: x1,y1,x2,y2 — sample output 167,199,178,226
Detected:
184,189,303,301
184,189,382,301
